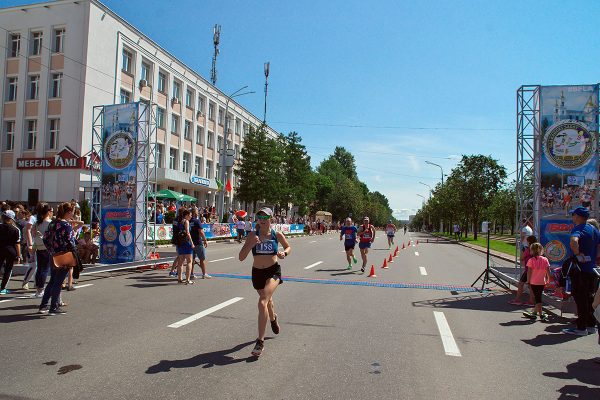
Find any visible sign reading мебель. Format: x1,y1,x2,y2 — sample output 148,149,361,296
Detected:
539,85,599,267
100,103,147,264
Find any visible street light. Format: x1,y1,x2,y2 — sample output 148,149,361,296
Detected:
419,181,432,200
425,161,444,186
218,86,255,222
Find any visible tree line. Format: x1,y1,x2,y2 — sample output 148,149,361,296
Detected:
235,125,396,226
408,154,515,240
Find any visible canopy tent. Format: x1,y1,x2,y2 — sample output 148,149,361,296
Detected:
149,189,196,202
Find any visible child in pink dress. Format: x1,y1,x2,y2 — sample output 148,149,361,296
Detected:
523,243,551,322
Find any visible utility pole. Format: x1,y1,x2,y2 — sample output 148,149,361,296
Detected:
210,24,221,86
263,62,270,124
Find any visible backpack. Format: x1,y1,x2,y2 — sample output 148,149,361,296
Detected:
42,220,58,252
170,222,179,245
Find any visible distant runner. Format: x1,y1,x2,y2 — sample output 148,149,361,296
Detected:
340,218,358,270
357,216,375,273
385,220,396,248
403,225,407,235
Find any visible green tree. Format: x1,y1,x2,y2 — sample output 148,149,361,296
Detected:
332,146,358,180
280,132,314,213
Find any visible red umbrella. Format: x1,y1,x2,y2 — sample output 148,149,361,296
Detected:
235,210,248,218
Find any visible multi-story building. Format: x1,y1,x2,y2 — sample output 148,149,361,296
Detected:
0,0,275,208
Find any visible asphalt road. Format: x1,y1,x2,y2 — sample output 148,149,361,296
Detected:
1,231,599,400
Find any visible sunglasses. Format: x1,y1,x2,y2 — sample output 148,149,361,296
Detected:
256,214,270,220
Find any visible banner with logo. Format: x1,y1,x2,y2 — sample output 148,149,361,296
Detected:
539,85,599,266
100,103,139,264
145,223,305,242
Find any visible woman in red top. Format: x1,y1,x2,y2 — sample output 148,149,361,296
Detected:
357,216,375,273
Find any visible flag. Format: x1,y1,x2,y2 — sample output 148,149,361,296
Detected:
215,178,224,192
226,179,232,192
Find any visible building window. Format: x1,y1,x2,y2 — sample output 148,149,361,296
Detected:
218,108,224,126
53,28,65,53
31,32,42,56
243,122,249,137
172,81,181,101
208,103,215,121
122,48,133,74
186,89,193,108
50,73,62,98
4,121,15,151
120,89,131,104
196,126,203,145
48,119,60,150
156,144,164,168
205,160,212,179
9,33,20,57
6,77,18,102
207,131,214,149
217,135,223,151
182,152,190,173
184,120,191,140
197,96,205,113
28,75,40,100
158,71,166,93
194,156,202,176
234,144,240,160
141,61,152,84
25,120,37,150
156,107,165,129
171,115,179,135
235,119,241,136
169,148,177,170
216,162,221,181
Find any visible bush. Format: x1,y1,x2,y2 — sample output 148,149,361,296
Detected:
164,211,176,224
80,199,91,224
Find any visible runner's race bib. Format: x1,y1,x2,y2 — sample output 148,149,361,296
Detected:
255,241,275,254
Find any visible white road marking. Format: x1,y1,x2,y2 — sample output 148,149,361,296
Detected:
309,240,317,243
0,299,13,303
209,256,234,263
304,261,323,270
415,252,419,256
433,311,462,357
419,267,428,276
74,284,94,289
168,297,244,328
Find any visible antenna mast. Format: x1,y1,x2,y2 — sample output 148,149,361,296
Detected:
210,24,221,86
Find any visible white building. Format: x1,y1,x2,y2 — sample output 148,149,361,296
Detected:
0,0,276,208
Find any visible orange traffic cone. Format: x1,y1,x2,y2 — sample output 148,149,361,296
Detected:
402,243,405,249
368,265,377,277
395,245,399,253
388,254,394,263
394,249,398,257
382,258,388,269
416,240,419,245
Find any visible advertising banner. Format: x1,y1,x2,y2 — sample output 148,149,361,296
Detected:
539,85,599,266
100,103,140,264
145,223,305,242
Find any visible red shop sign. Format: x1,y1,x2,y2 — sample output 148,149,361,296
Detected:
17,147,86,170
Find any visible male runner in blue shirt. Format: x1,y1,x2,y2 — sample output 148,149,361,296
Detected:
340,218,358,270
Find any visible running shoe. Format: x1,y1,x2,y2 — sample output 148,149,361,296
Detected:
48,307,67,315
38,307,49,315
251,339,264,357
185,280,194,285
347,264,352,270
67,285,76,291
586,327,597,334
271,315,280,335
190,273,196,280
21,283,29,290
168,270,177,277
34,289,44,298
352,256,357,264
360,266,365,273
203,274,212,279
540,313,550,322
0,289,10,295
522,310,537,320
561,328,588,336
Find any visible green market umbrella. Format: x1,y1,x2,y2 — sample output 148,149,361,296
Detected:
150,189,195,202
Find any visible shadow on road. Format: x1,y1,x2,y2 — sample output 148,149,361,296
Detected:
145,339,272,373
522,331,582,347
412,292,514,312
127,283,172,289
544,358,600,387
556,384,600,399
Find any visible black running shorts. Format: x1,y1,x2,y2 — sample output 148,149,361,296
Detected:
252,263,282,290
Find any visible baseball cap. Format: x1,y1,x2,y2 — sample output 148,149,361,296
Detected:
257,207,273,216
570,206,590,218
3,210,16,221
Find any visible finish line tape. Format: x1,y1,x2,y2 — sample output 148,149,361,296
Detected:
208,273,478,292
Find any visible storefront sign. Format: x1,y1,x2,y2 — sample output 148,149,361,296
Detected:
16,147,86,170
190,175,211,187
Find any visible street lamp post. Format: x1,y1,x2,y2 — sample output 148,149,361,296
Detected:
425,161,444,232
218,86,255,222
416,193,429,231
419,181,432,200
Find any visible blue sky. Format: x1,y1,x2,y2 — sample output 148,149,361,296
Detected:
5,0,600,219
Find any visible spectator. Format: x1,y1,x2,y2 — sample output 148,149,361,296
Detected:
522,243,551,322
33,203,54,298
38,202,78,315
562,207,600,335
520,218,533,251
0,210,22,294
